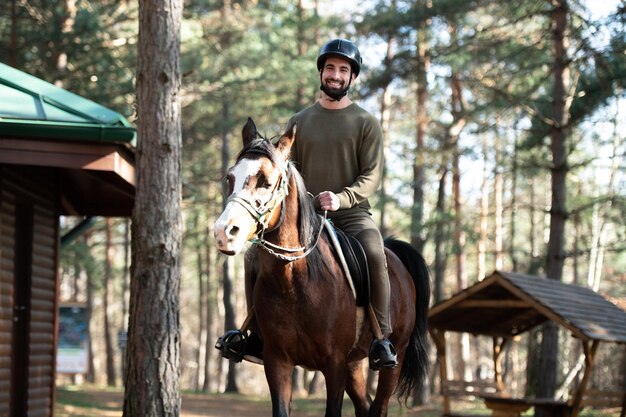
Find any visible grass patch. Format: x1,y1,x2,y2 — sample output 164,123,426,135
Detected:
56,386,123,417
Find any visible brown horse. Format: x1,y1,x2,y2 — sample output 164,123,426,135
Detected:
214,118,430,417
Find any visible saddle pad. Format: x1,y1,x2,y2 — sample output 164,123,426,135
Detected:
324,220,370,307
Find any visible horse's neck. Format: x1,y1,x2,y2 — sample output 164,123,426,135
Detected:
272,175,301,249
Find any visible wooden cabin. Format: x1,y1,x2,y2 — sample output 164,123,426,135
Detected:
0,63,135,416
429,271,626,417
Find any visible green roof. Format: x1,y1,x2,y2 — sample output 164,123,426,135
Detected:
0,63,135,144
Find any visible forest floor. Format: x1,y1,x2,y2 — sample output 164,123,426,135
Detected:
55,385,621,417
55,385,444,417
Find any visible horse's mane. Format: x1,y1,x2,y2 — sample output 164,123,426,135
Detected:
236,139,325,270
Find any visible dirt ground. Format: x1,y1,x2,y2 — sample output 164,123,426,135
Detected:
56,388,307,417
55,386,441,417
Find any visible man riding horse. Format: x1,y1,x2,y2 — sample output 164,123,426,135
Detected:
217,38,398,370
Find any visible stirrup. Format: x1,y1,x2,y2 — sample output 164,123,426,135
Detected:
369,338,398,370
215,329,248,363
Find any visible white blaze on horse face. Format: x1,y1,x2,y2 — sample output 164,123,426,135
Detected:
214,158,263,255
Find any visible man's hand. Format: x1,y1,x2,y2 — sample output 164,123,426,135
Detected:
317,191,340,211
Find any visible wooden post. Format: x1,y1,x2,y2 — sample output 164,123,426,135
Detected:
569,339,599,417
493,337,509,394
431,328,450,414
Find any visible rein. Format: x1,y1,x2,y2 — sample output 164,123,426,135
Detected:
251,210,327,262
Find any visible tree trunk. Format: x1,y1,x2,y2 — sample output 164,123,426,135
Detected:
85,234,95,383
292,368,305,396
123,0,182,414
294,0,307,111
194,212,207,392
509,138,519,271
537,0,571,408
203,225,214,392
477,137,489,281
308,371,323,396
478,137,489,281
433,162,448,304
450,70,467,292
53,0,76,87
220,100,239,393
544,0,570,284
378,32,395,237
9,0,17,67
494,132,504,270
450,67,470,384
121,219,130,377
104,218,117,386
411,5,431,254
587,129,620,291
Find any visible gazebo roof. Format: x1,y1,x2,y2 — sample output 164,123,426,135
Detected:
0,63,135,143
428,271,626,344
0,63,136,217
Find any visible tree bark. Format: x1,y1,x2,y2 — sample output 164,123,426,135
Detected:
538,0,571,408
123,0,182,414
478,137,489,281
121,219,130,377
433,163,448,304
193,212,207,392
220,100,239,393
411,5,431,254
494,132,504,270
378,32,395,237
509,138,519,271
104,218,117,386
203,225,214,392
85,233,96,384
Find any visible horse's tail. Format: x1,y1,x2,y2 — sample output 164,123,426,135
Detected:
384,237,431,404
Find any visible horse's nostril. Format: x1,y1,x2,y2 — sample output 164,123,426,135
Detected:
226,225,240,239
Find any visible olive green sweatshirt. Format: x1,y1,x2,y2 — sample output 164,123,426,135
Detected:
289,102,384,216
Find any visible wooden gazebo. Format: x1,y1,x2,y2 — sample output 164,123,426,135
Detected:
429,271,626,417
0,62,135,416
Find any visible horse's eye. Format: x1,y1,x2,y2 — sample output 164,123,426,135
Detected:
257,175,272,189
224,175,234,196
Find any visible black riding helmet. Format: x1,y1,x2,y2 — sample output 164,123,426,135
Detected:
317,39,362,101
316,38,362,78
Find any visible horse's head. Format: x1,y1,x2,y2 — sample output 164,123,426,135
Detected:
214,117,296,255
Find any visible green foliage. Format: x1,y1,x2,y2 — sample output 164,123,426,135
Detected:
0,0,137,117
6,0,625,395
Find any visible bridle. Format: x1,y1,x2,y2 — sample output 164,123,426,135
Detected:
225,169,288,235
224,141,325,262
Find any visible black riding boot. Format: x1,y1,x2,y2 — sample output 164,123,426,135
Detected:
215,330,264,364
369,337,398,370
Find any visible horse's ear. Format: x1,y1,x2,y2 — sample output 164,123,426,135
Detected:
242,117,257,148
276,121,296,159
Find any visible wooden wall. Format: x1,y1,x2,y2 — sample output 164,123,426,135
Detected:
0,165,59,417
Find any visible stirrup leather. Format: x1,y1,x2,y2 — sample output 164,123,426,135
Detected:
215,329,248,363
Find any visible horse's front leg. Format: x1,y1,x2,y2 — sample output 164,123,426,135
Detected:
264,357,294,417
323,362,348,417
369,357,403,417
346,359,370,417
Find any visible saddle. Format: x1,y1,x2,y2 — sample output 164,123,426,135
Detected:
324,220,370,307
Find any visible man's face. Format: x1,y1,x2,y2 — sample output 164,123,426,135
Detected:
321,56,355,97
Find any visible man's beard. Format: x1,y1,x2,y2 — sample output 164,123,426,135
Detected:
320,78,350,101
